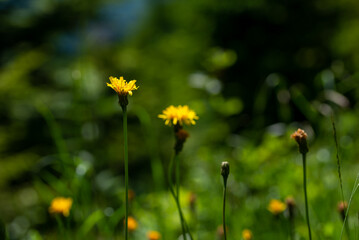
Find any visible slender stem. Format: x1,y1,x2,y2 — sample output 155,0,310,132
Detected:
168,154,193,240
183,215,194,240
168,154,176,197
289,216,295,240
345,220,351,240
122,106,129,240
302,153,312,240
55,215,66,239
340,173,359,240
222,180,227,240
175,154,187,240
176,155,180,201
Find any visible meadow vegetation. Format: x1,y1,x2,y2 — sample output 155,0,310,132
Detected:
1,0,359,239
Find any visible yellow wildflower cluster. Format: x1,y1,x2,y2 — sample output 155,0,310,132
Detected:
49,197,73,217
267,199,286,215
106,76,139,96
158,105,199,126
147,230,161,240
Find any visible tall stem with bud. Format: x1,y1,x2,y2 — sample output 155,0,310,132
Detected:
221,162,230,240
291,129,311,240
302,153,312,240
158,105,198,240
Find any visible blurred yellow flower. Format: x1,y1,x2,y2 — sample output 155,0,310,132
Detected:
49,197,72,217
106,76,139,96
158,105,199,126
268,199,286,215
126,216,138,232
147,230,161,240
242,229,253,240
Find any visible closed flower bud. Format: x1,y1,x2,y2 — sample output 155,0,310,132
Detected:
174,129,190,154
337,201,348,221
291,128,309,154
221,162,230,180
285,196,296,219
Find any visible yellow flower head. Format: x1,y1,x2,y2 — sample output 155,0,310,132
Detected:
242,229,253,240
158,105,199,126
147,230,161,240
49,197,73,217
125,216,138,232
106,76,139,96
268,199,286,215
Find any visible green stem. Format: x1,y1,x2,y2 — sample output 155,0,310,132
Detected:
175,155,187,240
302,153,312,240
168,154,176,196
168,154,193,240
340,173,359,240
55,215,66,239
122,106,129,240
289,216,295,240
345,220,350,240
222,180,227,240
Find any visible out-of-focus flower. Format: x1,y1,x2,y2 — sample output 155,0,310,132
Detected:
125,216,138,232
49,197,73,217
216,225,228,238
158,105,199,126
189,192,197,212
128,189,135,202
147,230,161,240
337,201,348,220
242,229,253,240
268,199,286,215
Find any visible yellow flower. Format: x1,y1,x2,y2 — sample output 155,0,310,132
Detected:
268,199,286,215
125,216,138,232
147,230,161,240
49,197,73,217
158,105,199,126
242,229,253,240
106,76,139,96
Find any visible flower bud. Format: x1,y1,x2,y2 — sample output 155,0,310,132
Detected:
291,128,309,154
221,162,230,184
337,201,348,221
174,129,190,154
285,196,296,219
189,192,197,213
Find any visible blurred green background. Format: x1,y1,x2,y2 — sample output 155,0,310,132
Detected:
1,0,359,239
